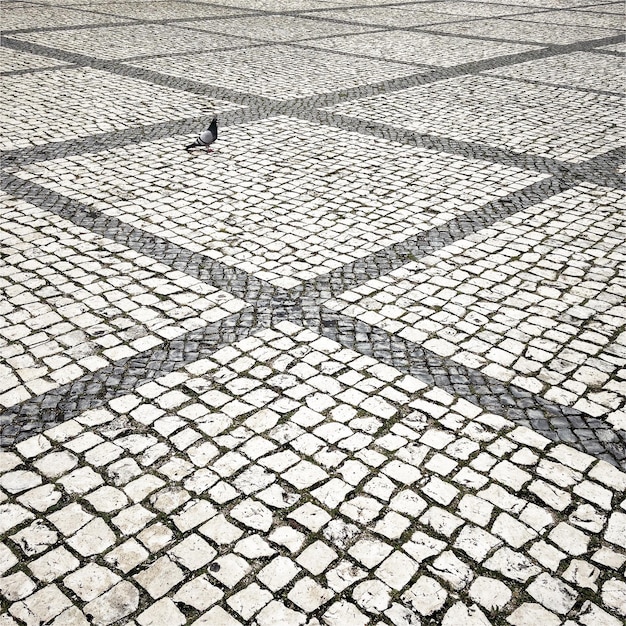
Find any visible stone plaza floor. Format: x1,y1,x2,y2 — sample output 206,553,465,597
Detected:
1,0,625,624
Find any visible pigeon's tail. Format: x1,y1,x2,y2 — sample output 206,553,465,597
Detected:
185,138,202,150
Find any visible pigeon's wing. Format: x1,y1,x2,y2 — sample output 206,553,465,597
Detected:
199,129,215,146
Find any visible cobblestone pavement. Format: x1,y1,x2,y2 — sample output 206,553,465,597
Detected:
1,0,625,624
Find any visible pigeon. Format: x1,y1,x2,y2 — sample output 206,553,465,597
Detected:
185,117,218,152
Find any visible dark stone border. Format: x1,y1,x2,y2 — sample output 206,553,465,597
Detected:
1,0,624,469
3,171,625,468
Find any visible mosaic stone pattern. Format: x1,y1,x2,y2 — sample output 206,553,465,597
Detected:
325,185,626,426
1,324,625,625
1,66,242,150
11,118,547,287
10,24,253,60
485,51,626,93
0,0,624,624
301,6,479,28
511,9,626,30
426,17,622,44
0,48,69,74
187,14,376,42
1,5,131,31
89,1,253,21
127,45,424,99
306,29,541,66
0,196,248,409
325,75,625,162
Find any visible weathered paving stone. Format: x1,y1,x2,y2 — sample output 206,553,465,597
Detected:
1,1,625,623
324,183,626,428
0,322,624,623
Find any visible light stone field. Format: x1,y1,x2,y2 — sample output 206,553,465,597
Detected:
0,0,625,625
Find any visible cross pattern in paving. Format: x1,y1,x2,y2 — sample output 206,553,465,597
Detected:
0,195,249,410
324,184,626,428
1,323,626,625
1,0,625,624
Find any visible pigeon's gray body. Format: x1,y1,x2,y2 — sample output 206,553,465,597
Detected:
199,128,216,145
186,118,218,151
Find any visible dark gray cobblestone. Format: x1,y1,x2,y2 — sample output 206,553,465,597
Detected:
0,311,257,443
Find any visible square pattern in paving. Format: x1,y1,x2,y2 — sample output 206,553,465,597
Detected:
405,1,540,17
1,322,625,625
126,44,424,100
426,17,622,44
11,117,546,288
1,1,625,624
1,5,131,31
485,51,626,93
325,184,626,426
478,0,615,6
511,9,625,30
215,0,333,9
10,24,253,61
325,74,625,162
90,1,254,21
0,47,70,74
0,195,248,409
582,3,626,14
188,14,377,42
305,29,541,66
301,6,472,28
1,66,242,150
